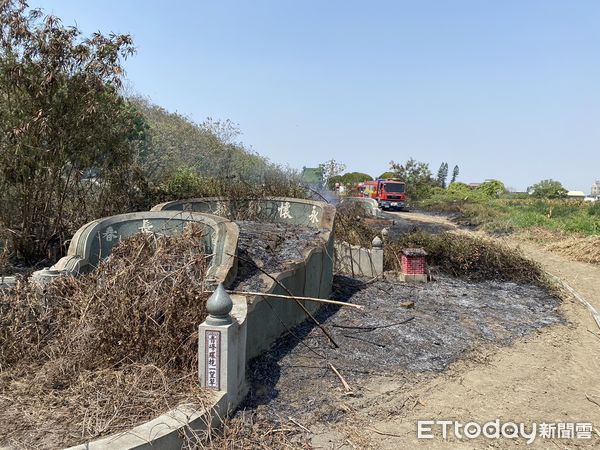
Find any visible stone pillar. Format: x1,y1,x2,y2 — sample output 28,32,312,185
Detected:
199,284,247,408
371,236,384,276
30,268,65,289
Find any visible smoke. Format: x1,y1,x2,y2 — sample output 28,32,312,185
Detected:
303,183,340,205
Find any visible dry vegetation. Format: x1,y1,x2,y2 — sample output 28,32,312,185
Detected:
518,227,600,265
386,230,546,285
333,203,377,248
0,225,211,449
335,205,546,286
201,412,311,449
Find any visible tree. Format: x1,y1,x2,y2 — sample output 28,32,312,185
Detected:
450,165,460,184
447,182,471,197
0,0,142,261
318,159,346,188
436,162,449,188
132,97,274,184
527,179,568,199
477,180,506,198
378,171,396,179
327,171,372,189
389,158,436,200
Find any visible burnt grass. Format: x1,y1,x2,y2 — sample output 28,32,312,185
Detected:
235,274,563,428
232,221,326,291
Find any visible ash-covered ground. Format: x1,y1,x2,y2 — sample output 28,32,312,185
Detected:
236,274,563,425
231,221,326,291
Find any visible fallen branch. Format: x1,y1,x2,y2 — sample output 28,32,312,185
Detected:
331,316,415,331
226,290,363,309
342,334,386,348
329,363,353,393
264,427,296,435
227,252,340,349
288,417,311,433
368,427,403,438
585,393,600,409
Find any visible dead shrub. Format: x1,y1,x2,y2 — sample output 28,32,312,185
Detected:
385,230,545,285
0,224,211,448
334,203,378,248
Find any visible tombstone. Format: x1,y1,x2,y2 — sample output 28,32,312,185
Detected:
152,197,335,230
31,211,239,287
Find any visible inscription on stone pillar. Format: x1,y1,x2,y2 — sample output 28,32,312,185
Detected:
205,330,221,390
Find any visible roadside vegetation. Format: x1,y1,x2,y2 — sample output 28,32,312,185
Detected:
333,156,599,264
422,193,600,235
418,179,600,264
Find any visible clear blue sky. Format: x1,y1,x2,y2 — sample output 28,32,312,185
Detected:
36,0,600,192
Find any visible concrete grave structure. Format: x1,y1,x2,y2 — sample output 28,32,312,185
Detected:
153,197,337,360
338,196,379,217
31,211,239,287
152,196,333,229
334,236,384,277
0,275,16,290
66,197,336,449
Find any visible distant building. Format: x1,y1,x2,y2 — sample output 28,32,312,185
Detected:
591,180,600,197
566,191,585,200
467,182,482,189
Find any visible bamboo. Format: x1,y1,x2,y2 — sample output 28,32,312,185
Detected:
226,290,364,310
226,252,341,348
329,363,353,393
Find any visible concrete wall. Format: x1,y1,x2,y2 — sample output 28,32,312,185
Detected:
334,238,384,278
244,242,333,360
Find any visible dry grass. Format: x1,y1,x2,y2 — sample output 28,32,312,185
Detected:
0,225,211,449
385,230,546,285
334,203,377,248
0,228,11,276
201,411,311,449
518,227,600,265
334,206,546,285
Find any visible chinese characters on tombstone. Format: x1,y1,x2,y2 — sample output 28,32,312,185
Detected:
205,330,221,390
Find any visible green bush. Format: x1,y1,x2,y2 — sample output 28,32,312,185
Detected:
588,202,600,216
476,180,506,198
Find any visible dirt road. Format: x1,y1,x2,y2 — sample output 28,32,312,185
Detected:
332,210,600,448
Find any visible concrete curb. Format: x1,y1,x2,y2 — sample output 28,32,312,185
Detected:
66,393,229,450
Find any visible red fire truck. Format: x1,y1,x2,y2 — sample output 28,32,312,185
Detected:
358,179,407,210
